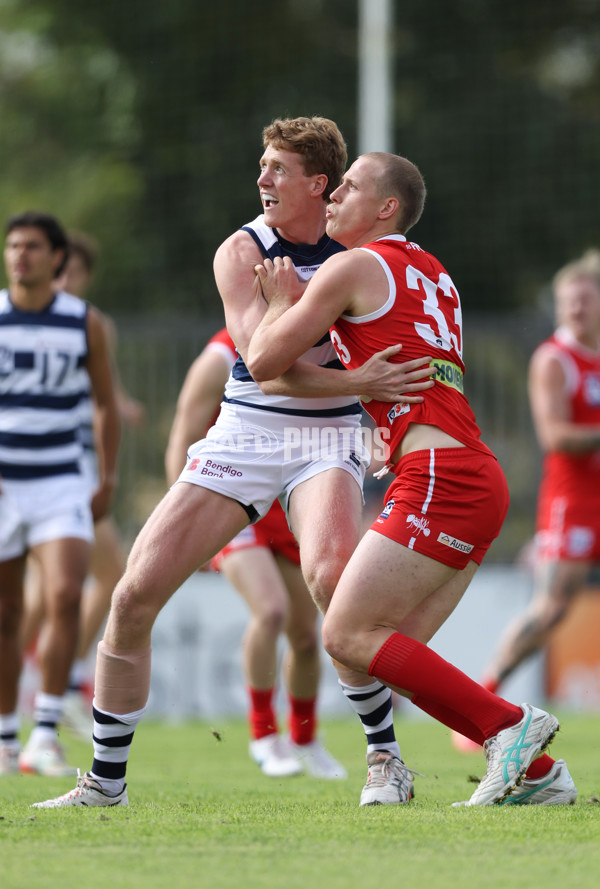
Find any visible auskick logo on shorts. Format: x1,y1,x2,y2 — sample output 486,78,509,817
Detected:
437,532,473,553
406,514,430,537
387,402,411,424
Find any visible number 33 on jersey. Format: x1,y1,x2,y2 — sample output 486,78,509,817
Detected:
329,234,490,457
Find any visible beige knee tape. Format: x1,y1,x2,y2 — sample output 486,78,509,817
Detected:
94,641,152,715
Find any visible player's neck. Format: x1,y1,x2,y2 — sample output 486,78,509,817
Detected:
577,333,600,352
275,215,327,247
9,282,55,312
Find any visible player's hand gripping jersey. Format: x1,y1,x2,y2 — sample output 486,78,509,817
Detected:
329,234,492,459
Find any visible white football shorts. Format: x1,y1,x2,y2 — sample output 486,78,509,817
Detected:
175,401,370,520
0,475,94,559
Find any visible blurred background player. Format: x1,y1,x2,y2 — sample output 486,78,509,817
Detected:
165,327,347,779
452,250,600,780
20,230,145,740
0,211,120,776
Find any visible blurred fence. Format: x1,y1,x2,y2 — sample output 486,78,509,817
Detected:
111,309,554,564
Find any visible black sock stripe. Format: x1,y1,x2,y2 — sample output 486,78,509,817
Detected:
345,685,386,702
368,726,397,745
92,707,129,726
358,699,393,728
91,758,127,780
92,731,135,748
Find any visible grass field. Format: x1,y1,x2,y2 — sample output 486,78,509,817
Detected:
1,711,599,889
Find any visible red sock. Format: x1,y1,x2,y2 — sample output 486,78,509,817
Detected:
369,633,522,739
411,694,485,745
248,687,278,740
481,676,500,695
525,754,555,780
288,695,317,746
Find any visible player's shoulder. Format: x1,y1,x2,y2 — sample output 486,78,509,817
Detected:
529,336,575,388
215,224,264,265
52,290,88,319
207,327,236,355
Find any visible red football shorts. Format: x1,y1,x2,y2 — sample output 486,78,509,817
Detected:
211,499,300,570
535,490,600,561
371,447,510,569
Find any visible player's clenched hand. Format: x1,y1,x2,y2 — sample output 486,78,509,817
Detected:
254,256,305,309
351,345,436,404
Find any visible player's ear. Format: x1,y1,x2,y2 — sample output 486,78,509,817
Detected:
379,197,399,221
311,174,328,198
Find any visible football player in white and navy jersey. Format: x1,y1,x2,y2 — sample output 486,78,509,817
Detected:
19,232,145,743
32,118,435,809
0,211,119,778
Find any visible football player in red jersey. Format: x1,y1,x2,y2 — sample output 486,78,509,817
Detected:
248,151,574,806
476,253,600,719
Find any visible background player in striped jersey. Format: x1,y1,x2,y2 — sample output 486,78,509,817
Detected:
32,117,435,809
165,328,346,779
20,231,145,741
0,211,120,777
247,151,572,806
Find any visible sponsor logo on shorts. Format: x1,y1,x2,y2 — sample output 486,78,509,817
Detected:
406,513,430,537
186,457,243,479
437,532,473,553
387,402,411,424
377,499,395,523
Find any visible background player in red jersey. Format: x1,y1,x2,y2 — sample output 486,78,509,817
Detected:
248,151,574,806
472,252,600,723
165,328,346,780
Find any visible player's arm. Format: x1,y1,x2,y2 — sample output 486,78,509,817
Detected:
259,350,435,404
165,348,231,485
100,313,146,428
247,253,435,402
247,252,365,380
218,236,434,403
214,231,270,363
85,305,121,521
529,347,600,453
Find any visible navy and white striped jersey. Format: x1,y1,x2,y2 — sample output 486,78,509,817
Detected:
0,289,90,480
223,215,362,418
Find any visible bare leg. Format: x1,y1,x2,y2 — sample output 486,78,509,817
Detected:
0,556,26,714
483,559,591,689
220,546,291,692
103,484,249,653
20,555,45,653
32,538,90,697
78,516,126,658
277,554,320,700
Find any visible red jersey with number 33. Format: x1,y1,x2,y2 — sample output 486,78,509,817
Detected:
329,234,492,458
